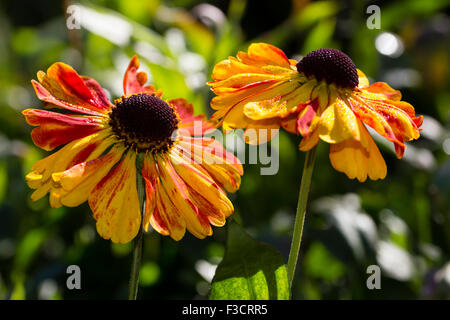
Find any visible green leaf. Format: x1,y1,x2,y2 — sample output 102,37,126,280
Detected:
209,221,290,300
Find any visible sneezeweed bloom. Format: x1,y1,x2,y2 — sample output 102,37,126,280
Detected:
208,43,423,182
23,55,243,244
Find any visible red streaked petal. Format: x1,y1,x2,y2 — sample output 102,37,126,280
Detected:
26,131,113,202
88,151,141,244
347,96,402,151
153,180,186,241
81,76,113,109
296,100,319,136
58,145,125,207
169,150,232,226
33,63,111,115
141,155,159,232
243,43,291,68
177,135,243,175
168,98,216,135
123,55,163,96
142,154,186,240
22,108,106,151
156,155,212,239
175,139,242,193
349,93,422,158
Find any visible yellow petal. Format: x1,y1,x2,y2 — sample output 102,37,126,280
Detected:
329,124,387,182
153,181,186,241
176,140,242,192
88,151,141,244
299,129,320,151
311,82,329,110
357,69,369,88
317,98,361,144
26,130,113,201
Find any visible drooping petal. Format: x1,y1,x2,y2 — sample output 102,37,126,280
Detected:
22,108,106,151
141,154,158,233
26,130,114,202
123,55,163,96
176,137,243,193
81,76,113,107
32,62,111,116
299,128,320,151
169,150,233,226
156,155,212,239
142,155,185,240
317,98,362,145
280,112,300,134
348,93,422,158
88,151,141,244
153,180,186,241
57,144,125,207
329,122,387,182
296,100,319,136
167,98,215,135
177,135,244,175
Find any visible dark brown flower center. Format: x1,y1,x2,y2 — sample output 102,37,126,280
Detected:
109,93,178,153
296,48,358,89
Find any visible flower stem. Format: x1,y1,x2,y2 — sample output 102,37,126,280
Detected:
128,170,145,300
286,146,317,290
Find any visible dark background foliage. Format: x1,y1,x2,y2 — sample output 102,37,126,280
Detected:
0,0,449,299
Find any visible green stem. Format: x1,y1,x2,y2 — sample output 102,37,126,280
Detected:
286,146,317,290
128,170,145,300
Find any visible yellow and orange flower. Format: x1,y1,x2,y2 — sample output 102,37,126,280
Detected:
208,43,423,182
23,55,243,244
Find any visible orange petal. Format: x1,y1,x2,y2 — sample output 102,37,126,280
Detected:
177,135,243,175
168,98,216,135
208,43,303,135
209,57,266,82
82,76,114,107
242,43,291,68
123,55,163,96
280,112,300,134
33,63,111,115
299,128,320,151
363,82,402,101
349,93,422,158
329,124,387,182
58,145,125,207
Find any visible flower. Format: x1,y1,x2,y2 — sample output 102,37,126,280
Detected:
208,43,423,182
23,55,243,244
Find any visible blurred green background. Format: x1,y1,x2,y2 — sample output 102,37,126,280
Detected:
0,0,449,300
